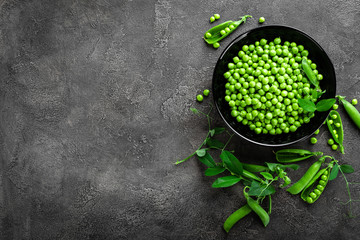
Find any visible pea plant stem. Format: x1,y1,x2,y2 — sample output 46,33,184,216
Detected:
338,164,355,218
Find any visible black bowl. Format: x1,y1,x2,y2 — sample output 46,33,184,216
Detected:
212,25,336,147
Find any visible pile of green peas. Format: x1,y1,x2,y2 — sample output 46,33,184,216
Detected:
223,37,323,135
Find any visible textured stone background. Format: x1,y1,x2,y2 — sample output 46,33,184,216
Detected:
0,0,359,239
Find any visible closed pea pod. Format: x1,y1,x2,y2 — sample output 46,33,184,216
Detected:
338,95,360,129
326,110,344,154
275,149,323,163
242,163,269,173
223,204,252,232
244,188,270,227
287,158,324,195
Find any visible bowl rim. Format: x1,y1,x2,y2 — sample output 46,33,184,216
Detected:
212,24,335,147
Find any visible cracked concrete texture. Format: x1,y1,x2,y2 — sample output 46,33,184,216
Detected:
0,0,360,239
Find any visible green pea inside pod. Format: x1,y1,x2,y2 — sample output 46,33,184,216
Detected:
203,15,252,45
326,110,344,154
300,165,332,204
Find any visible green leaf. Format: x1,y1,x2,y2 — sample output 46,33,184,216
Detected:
197,152,216,167
260,172,273,180
213,127,225,135
220,150,243,176
190,107,199,114
340,164,355,174
212,176,241,188
209,129,215,137
329,164,339,181
266,162,299,172
196,149,207,157
316,98,336,112
298,98,316,112
205,166,226,176
206,138,225,149
248,181,276,197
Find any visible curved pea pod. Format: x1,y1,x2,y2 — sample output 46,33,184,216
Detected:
244,190,270,227
338,95,360,129
203,15,252,45
287,159,323,195
300,165,332,204
223,204,252,233
302,58,319,89
242,163,269,173
275,149,323,163
326,110,344,154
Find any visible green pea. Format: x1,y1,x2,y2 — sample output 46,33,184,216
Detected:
203,89,210,96
214,14,220,20
314,189,321,195
310,192,317,199
352,99,358,105
306,197,314,204
210,16,215,23
317,185,324,191
205,32,212,38
259,17,265,23
220,29,226,35
225,27,231,33
333,104,339,110
319,180,326,186
332,144,338,151
310,137,317,144
213,42,220,49
197,94,204,102
327,139,334,145
321,175,327,181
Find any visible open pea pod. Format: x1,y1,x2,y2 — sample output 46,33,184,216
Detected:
300,164,332,204
203,15,252,45
275,149,323,163
287,159,323,195
326,110,344,154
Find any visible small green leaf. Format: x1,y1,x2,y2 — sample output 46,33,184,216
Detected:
213,127,225,134
209,129,215,137
329,164,339,181
206,138,225,149
340,164,355,174
190,107,199,114
248,181,276,197
220,150,243,176
205,166,226,176
212,176,241,188
316,98,336,112
298,98,316,112
260,172,273,180
196,149,207,157
197,152,216,167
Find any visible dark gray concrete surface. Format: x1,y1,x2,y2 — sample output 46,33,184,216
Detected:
0,0,360,239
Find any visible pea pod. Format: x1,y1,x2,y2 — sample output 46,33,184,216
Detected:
338,95,360,129
244,188,270,227
242,163,269,173
275,149,323,163
287,159,323,195
326,110,344,154
223,204,252,233
301,164,332,204
302,58,319,89
203,15,252,45
242,169,263,182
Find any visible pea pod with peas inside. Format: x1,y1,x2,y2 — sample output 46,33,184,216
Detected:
203,15,252,46
326,110,344,154
338,95,360,129
300,164,332,204
287,157,324,195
